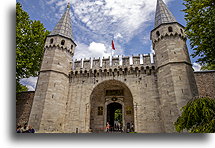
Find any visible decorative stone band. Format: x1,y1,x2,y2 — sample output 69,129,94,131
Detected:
152,32,187,44
39,69,69,78
44,43,74,56
69,65,156,79
150,22,187,45
157,61,192,70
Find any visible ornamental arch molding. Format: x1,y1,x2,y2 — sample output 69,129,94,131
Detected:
89,80,134,133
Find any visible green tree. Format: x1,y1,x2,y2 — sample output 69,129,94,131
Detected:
114,109,122,123
174,97,215,133
16,2,50,93
201,63,215,70
183,0,215,70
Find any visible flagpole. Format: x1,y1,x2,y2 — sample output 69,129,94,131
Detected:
111,40,115,66
111,46,112,66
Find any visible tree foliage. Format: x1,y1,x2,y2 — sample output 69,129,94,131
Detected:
114,109,122,123
174,97,215,133
16,81,28,92
183,0,215,70
16,2,50,93
201,63,215,71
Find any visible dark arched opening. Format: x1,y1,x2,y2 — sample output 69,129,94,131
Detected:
89,80,134,133
107,102,122,131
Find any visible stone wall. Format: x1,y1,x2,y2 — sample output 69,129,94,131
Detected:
17,70,215,133
65,66,164,133
194,71,215,98
16,91,35,126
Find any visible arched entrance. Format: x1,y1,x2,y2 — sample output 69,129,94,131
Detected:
90,80,134,133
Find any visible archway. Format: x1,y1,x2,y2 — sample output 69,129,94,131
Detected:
90,80,134,133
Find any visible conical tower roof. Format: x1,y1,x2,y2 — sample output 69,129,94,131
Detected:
49,3,73,40
154,0,177,28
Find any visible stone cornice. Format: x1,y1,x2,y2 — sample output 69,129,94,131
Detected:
39,69,69,78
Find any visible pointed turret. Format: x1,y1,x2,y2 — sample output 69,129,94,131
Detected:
150,0,198,133
45,2,76,56
154,0,177,28
28,3,76,132
49,3,73,40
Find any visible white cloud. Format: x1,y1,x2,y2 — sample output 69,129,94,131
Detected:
20,77,38,91
192,63,202,71
95,0,103,5
46,0,173,58
46,0,58,5
73,0,153,42
26,85,35,91
47,0,173,42
74,42,109,60
74,41,124,60
114,33,123,39
89,42,109,57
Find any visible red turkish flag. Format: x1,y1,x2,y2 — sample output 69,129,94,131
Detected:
112,40,115,50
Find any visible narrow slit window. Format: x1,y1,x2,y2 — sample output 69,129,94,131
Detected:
156,31,160,37
50,38,54,44
61,40,65,45
168,26,173,32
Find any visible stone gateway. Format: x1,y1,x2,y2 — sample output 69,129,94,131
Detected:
28,0,201,133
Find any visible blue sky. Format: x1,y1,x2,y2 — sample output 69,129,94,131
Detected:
17,0,202,90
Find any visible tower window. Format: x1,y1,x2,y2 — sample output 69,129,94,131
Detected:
50,38,54,44
71,44,73,49
180,29,183,34
156,31,160,37
61,40,65,45
168,26,173,32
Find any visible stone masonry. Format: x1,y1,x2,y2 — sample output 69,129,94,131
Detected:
194,71,215,98
16,71,215,130
16,91,35,126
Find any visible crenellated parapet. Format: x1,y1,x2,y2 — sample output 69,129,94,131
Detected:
150,22,186,47
70,54,156,78
45,35,76,56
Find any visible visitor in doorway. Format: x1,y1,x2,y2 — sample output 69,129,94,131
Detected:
114,120,119,131
119,122,122,131
126,122,130,133
16,125,22,133
21,123,28,133
106,122,110,133
26,125,35,133
131,122,134,132
116,121,120,131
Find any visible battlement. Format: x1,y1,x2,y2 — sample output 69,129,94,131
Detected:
73,54,155,70
71,54,156,78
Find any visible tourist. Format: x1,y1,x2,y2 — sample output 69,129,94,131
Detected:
131,122,134,132
27,125,35,133
21,123,28,133
16,125,22,133
106,122,110,133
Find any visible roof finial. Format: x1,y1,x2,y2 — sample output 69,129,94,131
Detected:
67,2,70,9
